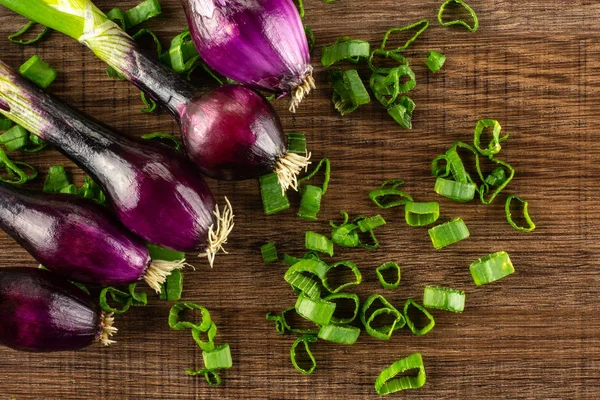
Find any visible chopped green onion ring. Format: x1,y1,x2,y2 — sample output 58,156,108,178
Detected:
428,218,470,249
168,302,212,331
330,69,371,115
368,49,408,74
295,293,336,326
286,132,307,155
0,125,28,152
305,231,334,256
360,294,405,340
423,286,465,313
470,251,514,286
376,262,401,290
318,324,360,345
284,258,329,299
0,149,36,185
202,343,232,370
425,50,446,72
260,242,278,263
404,202,440,226
99,287,133,315
8,21,49,45
356,214,387,232
358,229,380,250
403,299,435,335
375,353,426,395
290,335,317,375
505,195,536,232
484,167,507,187
331,223,359,247
19,55,56,89
431,154,450,178
323,261,362,293
434,177,477,203
369,188,413,209
330,210,350,228
388,96,415,129
298,185,323,221
282,306,319,335
478,158,515,205
324,292,360,325
473,119,507,157
192,322,217,352
370,65,416,107
321,37,370,67
259,173,290,215
438,0,479,32
266,312,286,335
380,20,430,51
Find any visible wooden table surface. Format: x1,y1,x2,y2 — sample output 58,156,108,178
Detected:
0,1,599,399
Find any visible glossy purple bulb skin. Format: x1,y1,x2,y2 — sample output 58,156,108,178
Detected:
0,184,150,285
182,0,311,95
181,85,286,180
0,268,101,352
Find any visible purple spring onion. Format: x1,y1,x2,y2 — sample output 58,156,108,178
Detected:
0,60,234,266
0,182,189,292
0,267,116,352
181,0,315,112
0,0,311,190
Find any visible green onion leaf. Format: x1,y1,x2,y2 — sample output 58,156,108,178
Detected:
324,292,360,325
470,251,514,286
438,0,479,32
168,302,212,331
8,21,49,45
355,214,386,232
404,202,440,226
321,37,370,67
360,294,405,340
505,195,536,232
0,125,28,152
298,185,323,221
380,20,430,51
329,69,371,115
124,0,161,29
331,223,360,247
141,132,182,151
423,286,465,313
369,188,413,209
295,293,336,326
305,231,334,256
425,50,446,72
290,335,318,375
286,132,307,155
202,343,232,370
434,177,477,202
19,55,56,89
259,173,290,215
318,324,360,345
260,242,278,263
323,261,362,293
375,353,426,395
376,262,401,290
403,299,435,335
428,218,470,249
387,96,415,129
474,119,507,157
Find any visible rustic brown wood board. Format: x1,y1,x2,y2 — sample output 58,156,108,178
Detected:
0,0,599,398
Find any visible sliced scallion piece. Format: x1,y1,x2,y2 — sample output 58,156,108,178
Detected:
375,353,426,395
192,322,217,352
405,202,440,226
298,184,323,221
323,261,362,293
388,96,415,129
286,132,307,155
202,343,232,370
159,269,183,301
8,21,48,45
380,20,430,51
0,149,36,185
295,293,336,326
470,251,514,286
370,65,416,107
318,324,360,345
438,0,479,32
330,69,370,115
505,195,536,232
266,312,286,335
358,228,380,250
434,177,477,203
428,218,470,249
473,119,507,157
282,306,319,335
305,231,334,256
261,242,278,263
168,302,212,331
290,335,317,375
484,167,507,187
19,55,57,89
331,223,359,247
284,258,329,299
0,125,28,152
324,292,360,325
445,146,471,183
376,262,401,290
479,158,515,205
355,214,386,232
423,286,465,312
259,173,290,215
299,158,331,195
369,187,413,208
360,294,405,340
425,50,446,72
403,299,435,335
321,37,370,67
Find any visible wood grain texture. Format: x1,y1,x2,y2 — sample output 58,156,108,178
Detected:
0,0,599,398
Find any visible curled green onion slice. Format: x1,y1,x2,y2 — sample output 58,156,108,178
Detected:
355,214,386,232
370,65,416,107
140,92,157,113
158,269,183,301
388,96,415,129
380,179,404,189
202,343,232,370
445,145,471,183
284,254,302,266
168,302,212,331
376,262,401,290
286,132,307,155
124,0,162,29
21,133,47,153
99,287,133,315
484,167,507,186
405,202,440,226
192,322,217,352
380,20,430,51
282,306,319,335
438,0,479,32
290,335,318,375
369,188,413,209
375,353,426,395
185,368,222,386
331,223,359,247
474,119,508,157
299,158,331,195
305,231,334,256
298,185,323,221
428,218,470,249
423,286,465,313
403,299,435,335
141,132,182,151
318,324,360,345
266,312,286,335
505,195,536,232
321,37,370,67
329,69,371,115
470,251,514,286
295,293,336,326
368,49,408,74
360,294,405,340
0,149,36,185
8,21,48,45
259,173,290,215
284,258,329,299
19,55,56,89
323,261,362,293
43,165,70,193
431,154,450,178
324,292,360,325
434,177,477,203
0,125,28,152
425,50,446,72
260,242,278,263
330,210,350,228
358,229,380,250
478,158,515,205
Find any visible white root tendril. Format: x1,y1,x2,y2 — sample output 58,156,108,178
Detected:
204,197,235,267
289,74,316,113
98,312,117,346
274,152,312,194
144,259,190,294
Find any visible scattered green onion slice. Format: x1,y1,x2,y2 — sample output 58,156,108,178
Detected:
323,261,362,293
284,253,303,266
192,322,218,352
19,55,56,89
0,149,36,185
376,262,401,290
286,132,307,155
505,195,536,232
284,258,329,298
125,0,161,29
298,185,323,221
259,173,290,215
202,343,232,370
329,69,371,115
266,312,286,335
479,158,515,205
380,20,430,51
355,214,386,232
425,50,446,72
484,167,507,187
330,210,350,228
358,229,380,250
299,158,331,195
282,306,319,335
360,294,405,340
473,119,507,157
141,132,182,151
431,154,450,178
159,269,183,301
8,21,48,45
290,335,318,375
20,133,47,153
295,293,336,326
375,353,426,395
318,324,360,345
99,287,133,315
0,125,28,152
321,37,370,67
168,302,212,331
388,96,415,129
367,49,408,75
140,92,157,113
324,292,360,324
0,116,12,131
370,65,416,107
369,188,413,209
438,0,479,32
43,165,70,193
423,286,465,312
261,242,278,263
428,218,470,249
470,251,514,286
305,231,334,256
445,145,471,183
331,223,360,247
403,299,435,335
434,177,477,202
404,202,440,226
